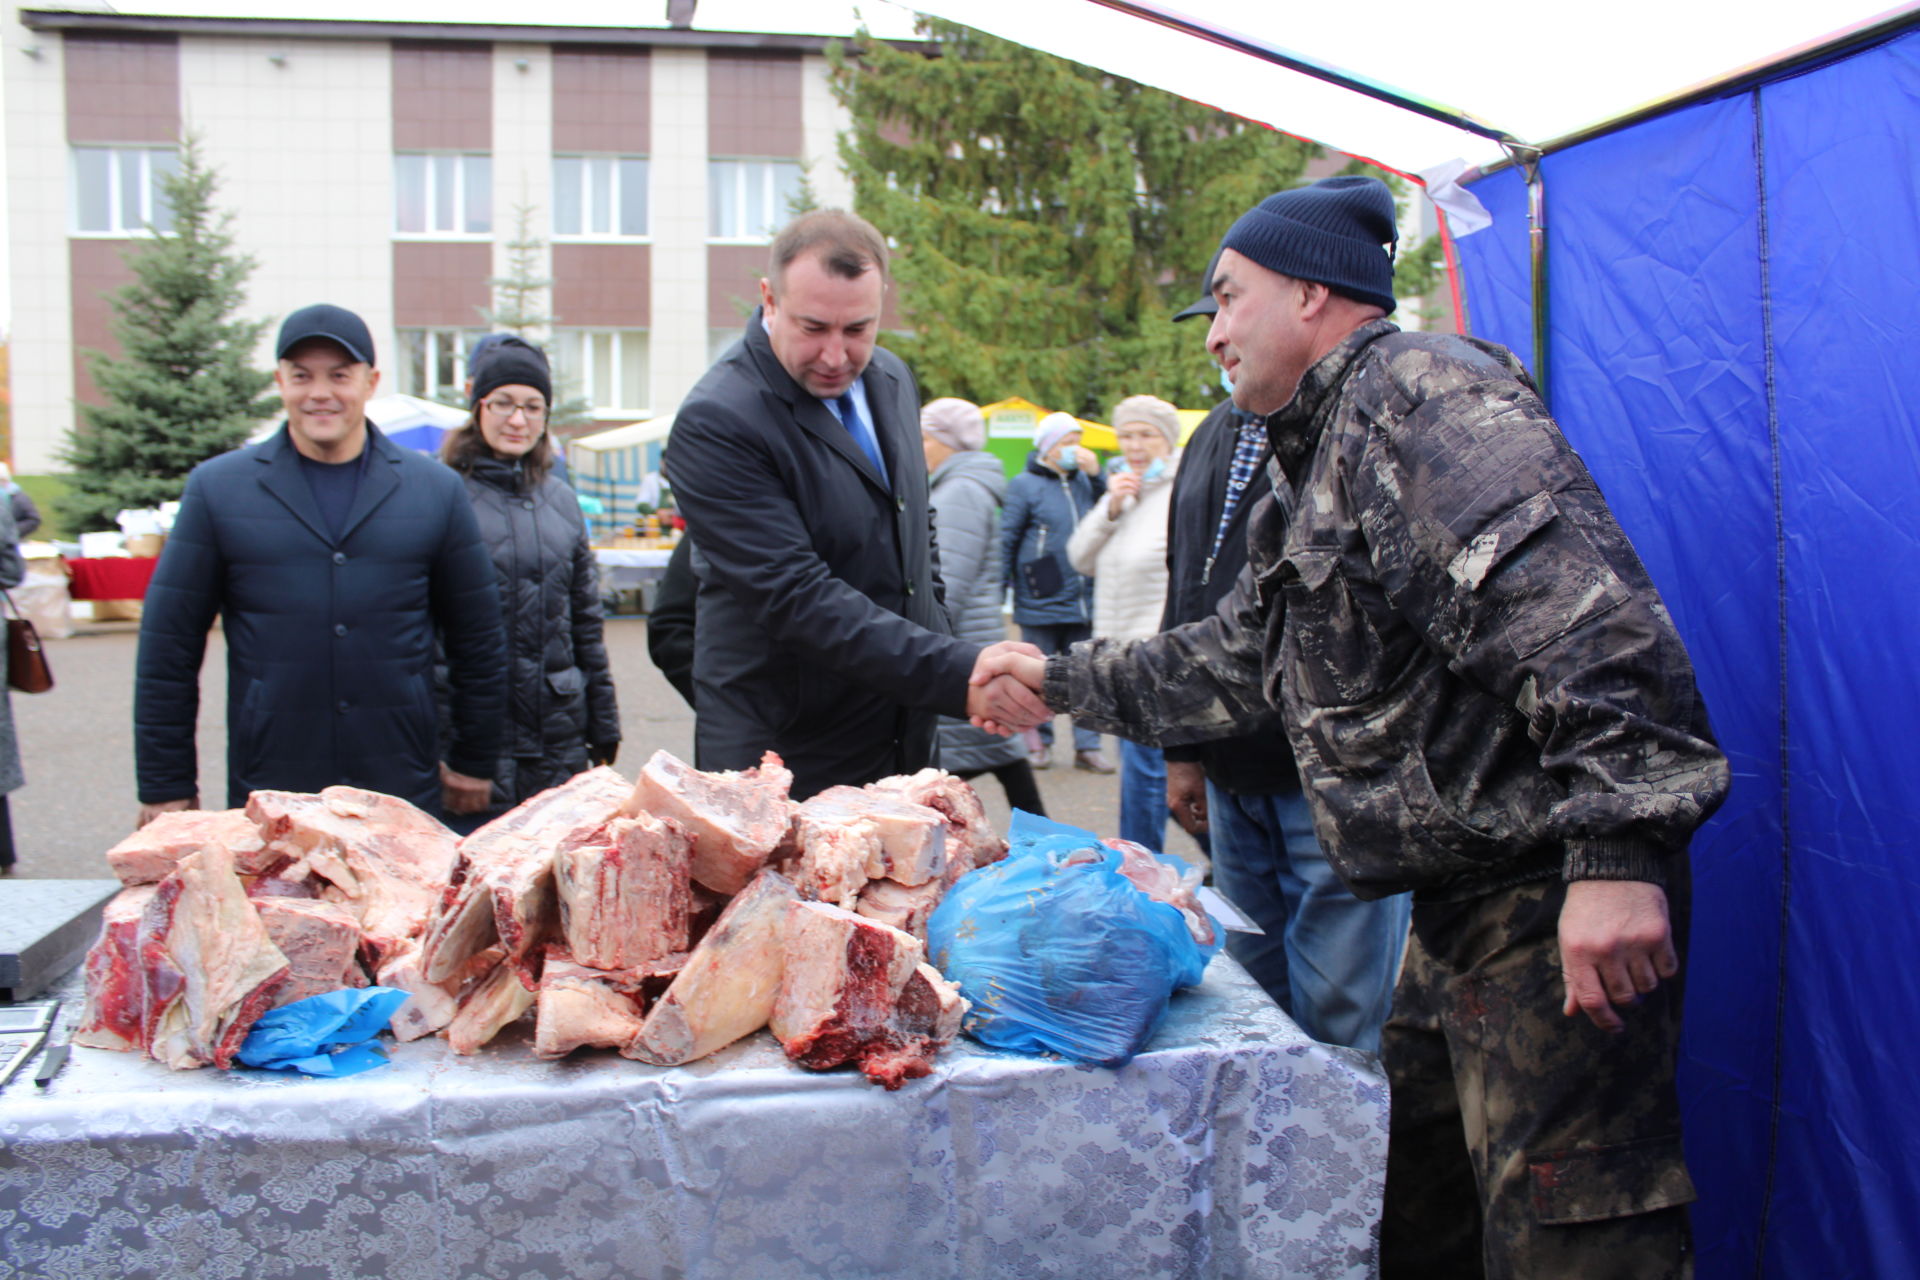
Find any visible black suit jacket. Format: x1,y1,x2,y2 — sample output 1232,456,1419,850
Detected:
663,312,973,799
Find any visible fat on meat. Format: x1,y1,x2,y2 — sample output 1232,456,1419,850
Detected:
533,954,649,1060
624,750,795,895
868,769,1007,875
247,787,461,964
378,942,504,1043
73,884,159,1052
556,811,691,969
791,787,947,908
626,869,800,1066
254,897,367,1006
854,876,946,941
137,844,292,1070
770,902,968,1089
446,961,537,1055
419,767,632,986
1101,838,1217,947
105,808,275,885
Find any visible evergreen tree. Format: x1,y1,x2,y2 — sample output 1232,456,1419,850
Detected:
829,20,1316,416
60,133,277,533
480,201,596,432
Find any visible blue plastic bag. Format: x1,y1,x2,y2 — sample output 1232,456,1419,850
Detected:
236,986,411,1077
927,811,1223,1066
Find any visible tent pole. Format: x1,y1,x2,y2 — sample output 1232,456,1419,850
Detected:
1506,143,1550,408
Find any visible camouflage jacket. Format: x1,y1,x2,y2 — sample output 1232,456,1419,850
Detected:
1045,320,1729,900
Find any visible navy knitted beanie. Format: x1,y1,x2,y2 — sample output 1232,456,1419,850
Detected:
470,343,552,407
1219,176,1398,313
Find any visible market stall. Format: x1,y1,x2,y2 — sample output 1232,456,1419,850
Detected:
1,955,1384,1279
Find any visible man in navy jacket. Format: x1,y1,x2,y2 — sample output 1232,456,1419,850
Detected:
134,304,506,822
665,211,1045,799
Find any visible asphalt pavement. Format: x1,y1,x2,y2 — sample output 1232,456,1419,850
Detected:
8,616,1202,881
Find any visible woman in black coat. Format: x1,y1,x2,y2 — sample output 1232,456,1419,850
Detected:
441,343,620,825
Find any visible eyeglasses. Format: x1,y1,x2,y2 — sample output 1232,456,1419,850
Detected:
483,397,548,421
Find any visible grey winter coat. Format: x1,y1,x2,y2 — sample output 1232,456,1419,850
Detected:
455,455,620,811
928,450,1022,773
1001,452,1101,626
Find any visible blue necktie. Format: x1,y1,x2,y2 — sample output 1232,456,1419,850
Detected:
835,391,889,486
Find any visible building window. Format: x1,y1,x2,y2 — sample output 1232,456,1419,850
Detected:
553,156,649,238
708,159,804,241
72,146,178,235
553,329,649,415
394,153,492,236
397,328,487,402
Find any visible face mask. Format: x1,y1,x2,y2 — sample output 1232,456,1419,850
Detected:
1218,366,1235,395
1054,445,1080,470
1143,458,1168,482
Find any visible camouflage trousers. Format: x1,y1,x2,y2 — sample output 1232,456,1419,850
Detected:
1379,868,1696,1280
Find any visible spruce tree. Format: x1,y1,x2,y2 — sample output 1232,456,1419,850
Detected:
830,20,1316,416
481,201,595,432
60,133,277,533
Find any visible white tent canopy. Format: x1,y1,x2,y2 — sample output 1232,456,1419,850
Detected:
884,0,1912,174
569,417,675,453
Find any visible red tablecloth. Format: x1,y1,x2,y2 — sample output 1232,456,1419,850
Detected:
65,557,160,601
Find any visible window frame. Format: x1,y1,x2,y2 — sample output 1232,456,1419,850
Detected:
551,154,651,242
707,158,806,244
396,327,489,403
393,151,493,240
69,145,178,238
552,327,651,418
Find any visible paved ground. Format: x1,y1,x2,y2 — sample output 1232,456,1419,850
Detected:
8,616,1203,881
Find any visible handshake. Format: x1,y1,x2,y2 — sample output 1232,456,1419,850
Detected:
965,641,1052,735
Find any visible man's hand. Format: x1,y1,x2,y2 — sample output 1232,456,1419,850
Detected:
1107,470,1141,517
1559,879,1679,1033
1166,761,1208,835
137,797,197,829
440,763,494,817
968,641,1049,734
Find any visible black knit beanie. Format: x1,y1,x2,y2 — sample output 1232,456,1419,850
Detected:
470,343,552,408
1219,176,1398,313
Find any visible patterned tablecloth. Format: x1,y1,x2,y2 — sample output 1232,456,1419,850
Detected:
0,956,1387,1279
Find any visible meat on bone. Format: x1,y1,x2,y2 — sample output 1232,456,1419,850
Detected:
867,769,1007,874
378,943,504,1043
136,844,292,1070
853,875,947,941
555,811,691,969
626,869,800,1066
533,953,649,1060
105,808,275,885
1101,838,1217,947
73,884,159,1052
418,767,632,985
770,902,968,1089
246,787,460,965
791,787,946,908
623,750,795,896
446,961,536,1055
254,897,367,1006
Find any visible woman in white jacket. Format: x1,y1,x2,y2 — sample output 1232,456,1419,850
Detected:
1067,394,1183,852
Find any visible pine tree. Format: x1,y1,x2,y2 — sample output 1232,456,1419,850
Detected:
481,201,596,432
829,20,1317,416
60,133,277,533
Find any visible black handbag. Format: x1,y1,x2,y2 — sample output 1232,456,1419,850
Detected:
2,590,52,694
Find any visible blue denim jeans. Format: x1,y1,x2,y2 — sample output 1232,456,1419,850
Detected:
1017,622,1102,752
1118,738,1168,853
1207,782,1411,1052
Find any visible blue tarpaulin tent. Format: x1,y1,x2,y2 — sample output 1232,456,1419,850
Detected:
899,2,1919,1272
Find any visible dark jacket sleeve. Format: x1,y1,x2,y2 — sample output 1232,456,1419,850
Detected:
647,535,698,709
134,470,223,804
668,399,976,716
570,527,621,749
999,479,1031,589
9,489,41,539
431,490,509,780
1157,465,1204,766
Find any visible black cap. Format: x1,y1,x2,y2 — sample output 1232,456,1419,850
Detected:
1172,249,1223,323
466,332,543,378
471,343,552,407
276,303,376,366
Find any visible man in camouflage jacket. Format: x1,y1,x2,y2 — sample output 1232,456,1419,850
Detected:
976,178,1729,1278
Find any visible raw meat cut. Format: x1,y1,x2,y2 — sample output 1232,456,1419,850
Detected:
1101,838,1217,947
770,902,968,1089
446,961,536,1055
555,811,691,969
869,770,1007,876
624,750,794,895
533,954,648,1060
854,876,947,940
254,897,366,1006
137,844,292,1070
247,787,460,964
377,942,504,1043
73,885,159,1052
106,808,274,885
790,787,947,908
419,768,632,985
626,869,800,1065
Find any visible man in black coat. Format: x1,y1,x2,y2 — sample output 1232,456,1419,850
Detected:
135,304,507,822
665,210,1044,799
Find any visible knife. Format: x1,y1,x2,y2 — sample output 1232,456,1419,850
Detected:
34,1036,69,1087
